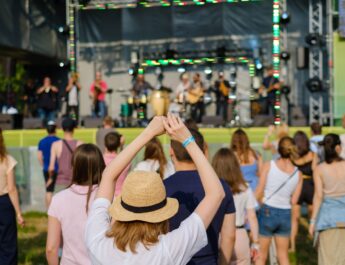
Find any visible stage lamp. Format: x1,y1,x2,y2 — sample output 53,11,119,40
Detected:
255,60,263,71
305,33,321,46
58,25,69,35
280,51,290,61
306,76,323,93
177,67,186,73
204,67,212,75
280,11,291,25
281,85,291,95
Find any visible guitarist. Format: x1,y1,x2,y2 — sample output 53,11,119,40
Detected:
259,66,280,116
89,71,108,118
187,73,205,123
214,72,231,123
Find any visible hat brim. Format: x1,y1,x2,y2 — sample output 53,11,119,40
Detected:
109,196,179,223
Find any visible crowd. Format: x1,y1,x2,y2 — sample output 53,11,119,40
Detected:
1,115,345,265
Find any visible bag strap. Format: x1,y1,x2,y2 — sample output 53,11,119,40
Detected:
264,168,298,203
63,139,74,154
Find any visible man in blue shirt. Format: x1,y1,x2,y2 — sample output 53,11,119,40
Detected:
37,121,60,208
260,66,280,116
164,129,236,265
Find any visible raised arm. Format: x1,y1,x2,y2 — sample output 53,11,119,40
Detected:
163,113,225,228
96,116,165,201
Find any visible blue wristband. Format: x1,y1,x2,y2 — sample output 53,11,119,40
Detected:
182,136,195,148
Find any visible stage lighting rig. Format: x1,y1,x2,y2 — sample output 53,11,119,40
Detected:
306,76,323,93
305,33,323,46
280,51,290,61
58,25,69,35
280,11,290,25
281,85,291,95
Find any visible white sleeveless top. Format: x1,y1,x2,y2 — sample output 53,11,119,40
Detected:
263,161,299,209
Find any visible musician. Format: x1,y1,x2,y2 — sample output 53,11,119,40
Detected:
89,71,108,118
214,72,231,122
259,66,280,116
188,73,205,123
175,73,191,103
22,78,37,117
66,73,81,122
131,74,153,120
37,77,59,125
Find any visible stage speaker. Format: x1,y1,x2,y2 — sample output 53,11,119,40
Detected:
290,106,307,126
252,115,273,127
201,116,223,127
23,118,42,129
0,114,14,129
82,117,103,128
296,47,309,69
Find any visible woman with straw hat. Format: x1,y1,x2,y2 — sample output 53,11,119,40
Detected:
85,114,226,265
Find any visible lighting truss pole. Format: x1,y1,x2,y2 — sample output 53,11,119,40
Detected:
67,0,77,73
308,0,323,124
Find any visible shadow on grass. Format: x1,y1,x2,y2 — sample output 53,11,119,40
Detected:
294,220,318,265
18,231,47,265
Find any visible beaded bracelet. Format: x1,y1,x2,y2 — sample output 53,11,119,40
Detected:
182,136,195,148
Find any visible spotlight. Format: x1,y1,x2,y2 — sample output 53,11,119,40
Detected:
281,85,291,95
255,60,263,71
58,25,69,35
59,62,65,67
280,11,291,25
177,67,186,73
306,76,323,93
204,67,212,75
280,51,290,61
305,33,322,46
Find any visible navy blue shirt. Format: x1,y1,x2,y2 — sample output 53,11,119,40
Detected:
164,170,236,265
38,135,60,172
262,76,279,101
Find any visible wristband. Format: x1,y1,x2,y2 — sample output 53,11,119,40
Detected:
309,218,316,225
251,243,260,251
182,136,195,148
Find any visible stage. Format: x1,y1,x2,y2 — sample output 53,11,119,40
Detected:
3,126,344,147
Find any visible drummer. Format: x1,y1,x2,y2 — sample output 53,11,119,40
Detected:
131,74,153,120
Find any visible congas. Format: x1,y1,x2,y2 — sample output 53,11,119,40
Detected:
120,103,132,117
150,90,170,116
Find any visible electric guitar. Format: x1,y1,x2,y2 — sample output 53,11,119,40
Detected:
186,83,204,104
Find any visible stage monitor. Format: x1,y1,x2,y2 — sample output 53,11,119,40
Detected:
340,0,345,37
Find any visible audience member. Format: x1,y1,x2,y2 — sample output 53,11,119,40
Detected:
0,128,25,264
164,128,236,265
36,77,59,126
256,137,303,265
48,118,82,190
340,115,345,159
134,137,175,179
85,115,226,265
103,132,130,196
290,131,318,252
46,144,105,265
231,129,262,192
309,134,345,265
309,122,324,159
96,116,115,153
262,123,289,159
37,121,60,208
212,148,259,265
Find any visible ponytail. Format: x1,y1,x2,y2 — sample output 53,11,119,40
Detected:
321,134,342,164
278,136,298,161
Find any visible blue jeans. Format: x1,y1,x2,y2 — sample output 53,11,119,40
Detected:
92,101,106,118
258,204,291,237
38,108,56,125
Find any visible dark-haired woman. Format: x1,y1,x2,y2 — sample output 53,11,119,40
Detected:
290,131,318,252
134,137,175,179
231,129,262,193
46,144,105,265
213,148,259,265
309,134,345,265
256,137,303,265
0,128,25,265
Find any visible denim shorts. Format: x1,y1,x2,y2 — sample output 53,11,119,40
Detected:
258,204,291,237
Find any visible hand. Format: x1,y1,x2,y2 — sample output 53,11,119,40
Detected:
17,214,25,228
144,116,166,138
267,125,275,136
250,243,260,261
46,177,53,188
309,223,315,237
163,113,191,143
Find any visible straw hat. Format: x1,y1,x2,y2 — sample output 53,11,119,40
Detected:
109,171,179,223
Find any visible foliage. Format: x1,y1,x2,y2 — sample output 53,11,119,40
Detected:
0,63,26,93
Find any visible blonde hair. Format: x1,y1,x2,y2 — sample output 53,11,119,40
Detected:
106,220,168,253
278,136,298,161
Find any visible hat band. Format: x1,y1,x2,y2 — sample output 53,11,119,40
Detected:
121,198,167,214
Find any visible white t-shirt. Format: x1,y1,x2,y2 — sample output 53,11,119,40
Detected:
85,198,207,265
233,187,258,227
310,135,324,154
340,134,345,159
68,85,78,106
134,159,175,179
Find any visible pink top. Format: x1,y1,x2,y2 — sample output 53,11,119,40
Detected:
90,80,107,101
103,153,130,196
48,184,98,265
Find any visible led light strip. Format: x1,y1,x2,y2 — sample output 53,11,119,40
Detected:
272,0,281,125
69,3,76,72
141,57,250,67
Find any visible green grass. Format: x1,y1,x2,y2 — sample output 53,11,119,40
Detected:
4,126,345,147
18,212,317,265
